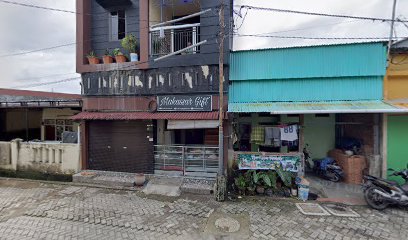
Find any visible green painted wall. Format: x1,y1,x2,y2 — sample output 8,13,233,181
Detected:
387,115,408,184
303,114,336,159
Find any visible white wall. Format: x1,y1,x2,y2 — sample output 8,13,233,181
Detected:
0,140,81,174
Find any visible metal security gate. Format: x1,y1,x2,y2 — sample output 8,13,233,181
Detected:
88,121,154,173
154,145,219,178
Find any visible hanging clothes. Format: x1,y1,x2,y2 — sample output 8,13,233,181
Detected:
250,126,265,145
280,125,298,141
264,127,281,146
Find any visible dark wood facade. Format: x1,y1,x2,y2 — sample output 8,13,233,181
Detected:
82,65,229,96
76,0,231,174
76,0,231,73
82,95,228,111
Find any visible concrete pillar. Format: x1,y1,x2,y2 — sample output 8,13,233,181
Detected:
382,114,388,178
41,125,45,141
10,139,22,171
48,147,54,163
42,147,47,163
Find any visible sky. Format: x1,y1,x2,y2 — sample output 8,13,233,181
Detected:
0,0,408,94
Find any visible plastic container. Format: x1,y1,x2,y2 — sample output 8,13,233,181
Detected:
130,53,138,62
298,184,309,201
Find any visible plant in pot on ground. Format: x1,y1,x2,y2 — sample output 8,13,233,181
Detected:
86,51,99,64
103,49,114,64
265,171,278,196
244,170,256,195
121,34,138,62
234,174,247,196
113,48,127,63
276,166,295,197
253,171,272,195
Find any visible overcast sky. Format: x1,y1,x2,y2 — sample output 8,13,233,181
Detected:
0,0,408,94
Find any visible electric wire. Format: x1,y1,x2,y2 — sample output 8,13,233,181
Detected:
234,4,408,23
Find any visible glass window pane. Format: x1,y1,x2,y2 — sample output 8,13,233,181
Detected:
118,10,126,40
111,11,119,41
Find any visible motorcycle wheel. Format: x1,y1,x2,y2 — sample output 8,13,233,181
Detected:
326,171,340,182
364,186,389,210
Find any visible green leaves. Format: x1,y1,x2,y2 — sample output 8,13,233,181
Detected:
234,175,246,190
276,166,293,187
121,34,138,53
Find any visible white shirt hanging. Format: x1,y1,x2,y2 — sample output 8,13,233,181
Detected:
280,125,298,141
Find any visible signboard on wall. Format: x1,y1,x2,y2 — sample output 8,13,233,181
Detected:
237,153,302,172
157,95,212,111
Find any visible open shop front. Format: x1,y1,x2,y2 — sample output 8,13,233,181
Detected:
153,95,224,179
154,118,220,178
231,113,306,198
229,101,408,200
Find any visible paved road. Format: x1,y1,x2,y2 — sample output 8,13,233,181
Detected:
0,179,407,240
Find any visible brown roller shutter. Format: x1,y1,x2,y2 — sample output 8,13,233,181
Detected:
88,120,154,173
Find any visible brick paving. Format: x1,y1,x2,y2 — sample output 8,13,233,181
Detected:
0,179,408,239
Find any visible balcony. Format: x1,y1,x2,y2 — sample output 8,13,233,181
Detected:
149,23,201,57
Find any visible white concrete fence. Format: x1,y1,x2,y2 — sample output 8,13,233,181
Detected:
0,139,81,175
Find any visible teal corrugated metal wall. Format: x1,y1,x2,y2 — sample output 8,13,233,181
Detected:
230,42,387,81
229,76,383,102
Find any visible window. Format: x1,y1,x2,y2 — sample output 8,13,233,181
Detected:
44,119,74,141
168,73,172,86
110,10,126,41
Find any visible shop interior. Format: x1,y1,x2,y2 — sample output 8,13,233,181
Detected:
153,119,220,177
232,112,381,198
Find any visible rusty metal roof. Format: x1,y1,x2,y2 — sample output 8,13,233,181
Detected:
71,111,220,121
0,88,81,101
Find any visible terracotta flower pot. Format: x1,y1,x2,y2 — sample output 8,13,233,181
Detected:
87,57,100,65
115,55,127,63
134,173,145,186
256,186,265,195
103,55,114,64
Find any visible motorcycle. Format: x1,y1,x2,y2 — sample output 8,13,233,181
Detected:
303,144,344,182
362,165,408,210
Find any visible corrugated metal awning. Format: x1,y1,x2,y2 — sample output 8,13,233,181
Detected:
71,111,219,120
228,100,408,114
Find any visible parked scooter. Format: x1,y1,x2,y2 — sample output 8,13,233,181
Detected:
303,144,344,182
362,165,408,210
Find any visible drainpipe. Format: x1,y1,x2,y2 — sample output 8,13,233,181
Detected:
25,108,29,141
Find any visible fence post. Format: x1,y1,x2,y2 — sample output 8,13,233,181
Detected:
170,29,174,53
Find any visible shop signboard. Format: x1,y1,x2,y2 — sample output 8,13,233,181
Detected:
237,153,301,172
157,95,212,111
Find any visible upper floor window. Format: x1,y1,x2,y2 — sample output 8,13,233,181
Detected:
110,10,126,41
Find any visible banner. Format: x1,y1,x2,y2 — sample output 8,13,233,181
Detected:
237,153,301,172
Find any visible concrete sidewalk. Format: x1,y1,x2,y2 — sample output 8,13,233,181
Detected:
308,175,366,205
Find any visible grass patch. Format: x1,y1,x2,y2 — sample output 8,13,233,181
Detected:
0,169,72,182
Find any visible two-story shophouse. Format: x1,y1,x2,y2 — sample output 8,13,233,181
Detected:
384,38,408,183
73,0,231,177
228,42,408,184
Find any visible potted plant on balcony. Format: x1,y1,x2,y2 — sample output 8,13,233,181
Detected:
86,51,99,65
102,49,114,64
113,48,127,63
121,34,138,62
